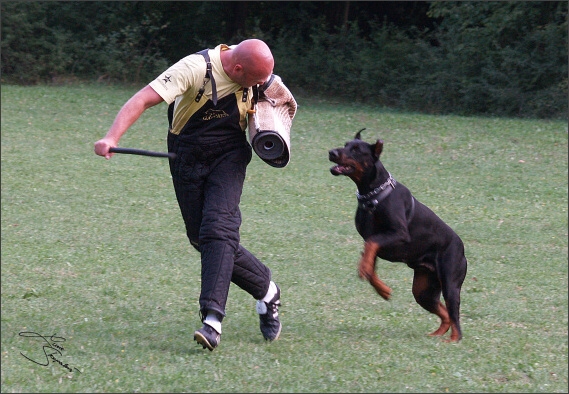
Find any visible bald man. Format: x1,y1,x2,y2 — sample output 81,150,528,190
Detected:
94,39,282,351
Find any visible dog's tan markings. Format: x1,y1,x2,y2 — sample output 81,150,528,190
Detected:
427,304,451,337
333,152,366,182
428,312,461,342
358,241,392,300
348,160,366,183
412,271,461,342
446,323,462,342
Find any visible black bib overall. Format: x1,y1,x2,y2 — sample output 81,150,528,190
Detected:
167,50,271,320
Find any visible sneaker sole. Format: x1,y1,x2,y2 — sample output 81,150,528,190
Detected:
194,331,216,351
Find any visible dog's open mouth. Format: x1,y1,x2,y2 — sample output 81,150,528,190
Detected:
330,164,354,176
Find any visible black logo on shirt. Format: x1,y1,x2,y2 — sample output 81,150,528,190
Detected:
162,75,172,84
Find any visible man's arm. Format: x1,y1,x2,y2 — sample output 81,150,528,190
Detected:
94,85,165,159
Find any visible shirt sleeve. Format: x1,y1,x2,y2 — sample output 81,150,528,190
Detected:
149,54,205,104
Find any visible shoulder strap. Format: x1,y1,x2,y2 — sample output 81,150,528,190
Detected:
168,48,218,130
195,48,217,105
168,48,222,128
198,48,250,104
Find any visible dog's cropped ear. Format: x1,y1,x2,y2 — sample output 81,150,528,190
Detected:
354,128,366,140
373,139,384,158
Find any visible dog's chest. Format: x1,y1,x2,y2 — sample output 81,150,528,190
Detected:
355,208,387,238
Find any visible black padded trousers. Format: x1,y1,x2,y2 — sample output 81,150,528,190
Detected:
168,133,271,320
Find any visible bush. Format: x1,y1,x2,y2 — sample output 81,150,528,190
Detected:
0,2,71,84
1,2,169,84
273,2,567,119
1,1,566,118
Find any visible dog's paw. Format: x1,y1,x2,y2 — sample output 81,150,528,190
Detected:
369,278,392,300
377,286,392,300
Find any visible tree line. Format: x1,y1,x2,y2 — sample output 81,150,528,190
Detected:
1,1,567,118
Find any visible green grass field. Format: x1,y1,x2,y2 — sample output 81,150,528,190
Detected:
1,84,567,393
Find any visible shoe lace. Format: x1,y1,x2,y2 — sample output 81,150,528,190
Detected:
257,299,280,316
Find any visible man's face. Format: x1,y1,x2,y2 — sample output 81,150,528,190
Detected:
235,69,272,88
231,60,273,88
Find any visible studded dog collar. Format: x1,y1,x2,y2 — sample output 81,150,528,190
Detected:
356,173,397,212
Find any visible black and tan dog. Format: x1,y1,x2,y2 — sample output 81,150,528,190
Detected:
328,129,467,341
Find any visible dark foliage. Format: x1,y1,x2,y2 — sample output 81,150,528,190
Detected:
1,1,566,118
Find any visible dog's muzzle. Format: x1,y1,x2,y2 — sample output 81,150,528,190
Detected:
248,74,297,168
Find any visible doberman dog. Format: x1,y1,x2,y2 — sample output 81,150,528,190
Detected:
328,129,468,342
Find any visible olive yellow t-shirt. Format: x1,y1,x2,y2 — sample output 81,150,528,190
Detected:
149,44,252,135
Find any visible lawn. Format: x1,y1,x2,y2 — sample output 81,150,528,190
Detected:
1,83,567,393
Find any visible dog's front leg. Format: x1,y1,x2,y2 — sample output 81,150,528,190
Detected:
358,240,392,300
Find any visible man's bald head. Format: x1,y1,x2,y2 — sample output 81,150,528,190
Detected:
222,39,274,88
233,39,274,70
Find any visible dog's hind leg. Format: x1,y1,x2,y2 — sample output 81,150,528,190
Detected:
358,241,392,300
438,250,467,342
412,268,454,339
